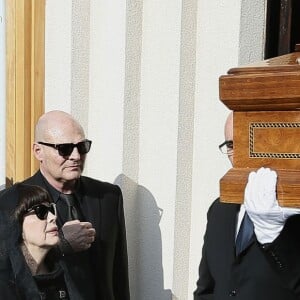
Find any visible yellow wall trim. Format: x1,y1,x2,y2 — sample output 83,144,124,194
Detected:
6,0,45,185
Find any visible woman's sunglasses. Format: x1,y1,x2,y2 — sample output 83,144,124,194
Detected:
25,203,57,220
38,139,92,157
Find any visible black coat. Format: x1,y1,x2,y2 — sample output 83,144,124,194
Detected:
194,199,299,300
0,211,84,300
0,171,130,300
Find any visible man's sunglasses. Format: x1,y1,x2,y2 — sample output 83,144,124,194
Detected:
38,139,92,156
25,203,57,220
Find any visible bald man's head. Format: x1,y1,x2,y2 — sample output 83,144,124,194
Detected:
35,110,85,143
33,110,88,192
224,112,233,165
224,112,233,142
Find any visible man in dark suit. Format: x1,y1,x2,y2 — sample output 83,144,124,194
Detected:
0,110,130,300
194,112,300,300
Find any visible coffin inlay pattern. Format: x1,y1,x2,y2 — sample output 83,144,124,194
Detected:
249,122,300,159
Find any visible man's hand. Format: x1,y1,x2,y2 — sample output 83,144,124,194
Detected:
61,220,96,252
244,167,300,244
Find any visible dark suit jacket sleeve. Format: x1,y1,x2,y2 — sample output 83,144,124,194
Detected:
113,187,130,300
261,214,300,297
194,205,215,300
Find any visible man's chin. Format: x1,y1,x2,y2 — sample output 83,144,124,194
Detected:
65,170,82,180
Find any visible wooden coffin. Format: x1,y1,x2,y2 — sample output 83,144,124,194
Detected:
219,50,300,207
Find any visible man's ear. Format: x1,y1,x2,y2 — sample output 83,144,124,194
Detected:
33,142,43,161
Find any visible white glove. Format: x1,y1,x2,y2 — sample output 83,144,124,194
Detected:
244,167,300,244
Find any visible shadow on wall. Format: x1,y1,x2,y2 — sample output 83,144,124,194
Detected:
114,174,173,300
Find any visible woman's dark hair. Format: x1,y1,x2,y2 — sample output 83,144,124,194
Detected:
13,183,52,226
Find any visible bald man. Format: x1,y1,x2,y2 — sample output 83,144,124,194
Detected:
0,111,130,300
224,111,233,164
194,112,300,300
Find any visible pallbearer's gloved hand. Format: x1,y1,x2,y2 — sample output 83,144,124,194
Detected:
244,167,300,244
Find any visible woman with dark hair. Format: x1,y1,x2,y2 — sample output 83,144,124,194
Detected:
0,183,83,299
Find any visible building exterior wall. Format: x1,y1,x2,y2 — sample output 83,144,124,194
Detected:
44,0,266,299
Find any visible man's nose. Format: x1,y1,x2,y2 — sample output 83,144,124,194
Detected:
68,146,81,159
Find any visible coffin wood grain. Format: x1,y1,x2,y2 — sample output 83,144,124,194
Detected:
219,50,300,207
220,168,300,208
219,53,300,111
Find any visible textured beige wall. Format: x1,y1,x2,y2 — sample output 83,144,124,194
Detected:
45,0,266,299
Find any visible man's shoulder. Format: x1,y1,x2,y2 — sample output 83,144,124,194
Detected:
0,185,19,210
207,197,240,216
0,172,42,210
80,176,121,194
